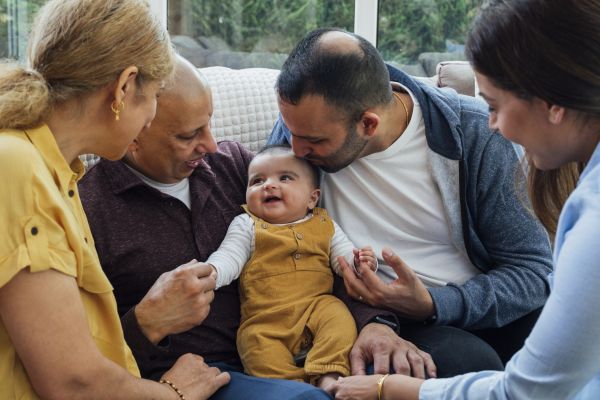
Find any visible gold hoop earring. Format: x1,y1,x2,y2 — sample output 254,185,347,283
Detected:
111,100,125,121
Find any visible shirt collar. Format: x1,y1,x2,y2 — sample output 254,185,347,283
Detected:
24,124,85,191
580,141,600,183
97,158,213,196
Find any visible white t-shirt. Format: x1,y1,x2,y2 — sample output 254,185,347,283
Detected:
321,84,479,287
126,165,191,209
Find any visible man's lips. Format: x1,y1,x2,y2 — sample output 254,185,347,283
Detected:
185,157,204,168
304,156,322,165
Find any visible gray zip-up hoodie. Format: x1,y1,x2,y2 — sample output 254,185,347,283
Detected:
268,65,552,330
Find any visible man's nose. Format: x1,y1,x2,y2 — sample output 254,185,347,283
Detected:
196,132,217,154
290,136,310,158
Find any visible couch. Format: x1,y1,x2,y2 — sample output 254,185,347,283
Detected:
81,60,476,167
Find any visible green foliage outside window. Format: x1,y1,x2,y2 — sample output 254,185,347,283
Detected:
378,0,482,63
174,0,483,64
2,0,483,65
0,0,45,59
176,0,354,55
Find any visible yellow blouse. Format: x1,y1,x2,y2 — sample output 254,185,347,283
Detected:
0,125,139,399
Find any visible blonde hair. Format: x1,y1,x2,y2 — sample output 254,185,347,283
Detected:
0,0,174,130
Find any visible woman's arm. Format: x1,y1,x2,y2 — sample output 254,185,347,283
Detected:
326,374,422,400
329,190,600,400
0,268,229,400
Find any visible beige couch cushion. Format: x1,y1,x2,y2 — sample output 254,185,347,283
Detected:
201,66,280,152
435,61,475,97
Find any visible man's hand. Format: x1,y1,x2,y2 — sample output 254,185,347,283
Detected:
135,260,216,344
340,247,435,320
350,323,436,379
161,353,230,400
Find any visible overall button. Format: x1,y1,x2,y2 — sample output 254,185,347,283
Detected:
296,233,303,240
31,227,39,235
294,253,301,260
68,190,75,197
261,223,268,229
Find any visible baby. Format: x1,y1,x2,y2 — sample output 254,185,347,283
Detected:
205,144,376,389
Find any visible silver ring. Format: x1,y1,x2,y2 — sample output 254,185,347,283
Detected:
358,295,363,302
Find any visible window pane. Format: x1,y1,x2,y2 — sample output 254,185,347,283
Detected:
168,0,354,69
0,0,47,60
377,0,482,76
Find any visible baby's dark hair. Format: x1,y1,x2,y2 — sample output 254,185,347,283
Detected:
255,144,321,188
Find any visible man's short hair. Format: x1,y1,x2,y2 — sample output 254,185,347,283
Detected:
276,28,392,123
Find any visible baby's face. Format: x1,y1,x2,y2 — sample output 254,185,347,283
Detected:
246,152,319,224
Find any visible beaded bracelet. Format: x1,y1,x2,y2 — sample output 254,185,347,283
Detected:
159,379,186,400
377,374,389,400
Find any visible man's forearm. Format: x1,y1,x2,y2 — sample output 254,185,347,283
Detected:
122,307,169,365
429,271,549,329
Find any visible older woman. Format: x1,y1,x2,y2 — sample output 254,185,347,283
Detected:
0,1,228,399
326,0,600,399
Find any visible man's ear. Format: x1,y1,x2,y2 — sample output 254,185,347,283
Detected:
359,111,380,137
127,137,139,153
308,188,321,210
112,66,139,105
548,104,566,125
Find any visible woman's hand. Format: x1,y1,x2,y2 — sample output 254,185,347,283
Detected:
325,375,379,400
325,374,423,400
161,353,230,400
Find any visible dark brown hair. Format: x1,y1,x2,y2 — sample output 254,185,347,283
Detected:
466,0,599,238
277,28,392,124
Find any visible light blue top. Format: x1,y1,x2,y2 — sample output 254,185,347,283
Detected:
420,142,600,400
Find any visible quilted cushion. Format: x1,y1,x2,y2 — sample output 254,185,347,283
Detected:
201,66,280,151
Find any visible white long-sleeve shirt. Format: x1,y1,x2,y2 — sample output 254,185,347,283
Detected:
207,213,373,289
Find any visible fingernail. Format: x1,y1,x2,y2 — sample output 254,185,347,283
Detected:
382,247,393,257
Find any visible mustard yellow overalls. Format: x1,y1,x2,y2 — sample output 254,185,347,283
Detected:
237,206,357,383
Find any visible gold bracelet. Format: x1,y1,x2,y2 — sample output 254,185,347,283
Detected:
377,374,389,400
159,379,186,400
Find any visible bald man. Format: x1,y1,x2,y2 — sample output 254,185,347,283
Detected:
80,57,331,399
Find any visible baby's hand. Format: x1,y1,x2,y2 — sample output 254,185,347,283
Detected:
352,246,377,276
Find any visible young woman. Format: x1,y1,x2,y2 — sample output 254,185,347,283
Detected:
326,0,600,399
0,1,229,399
